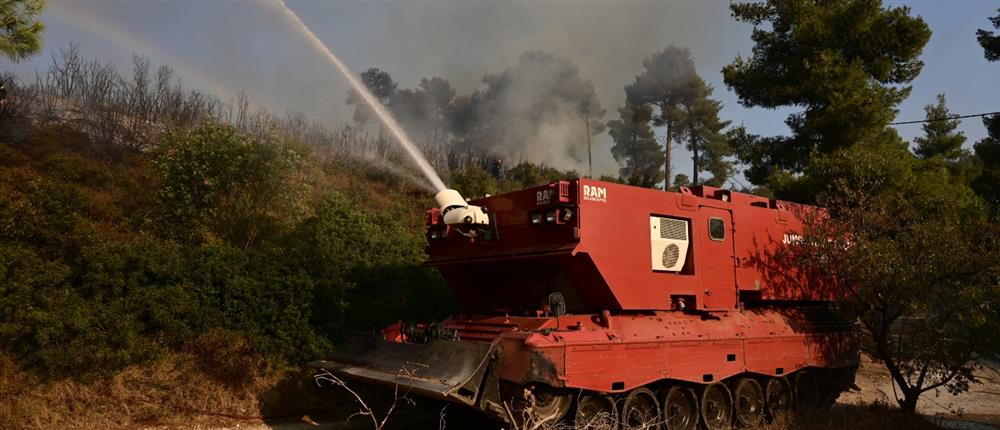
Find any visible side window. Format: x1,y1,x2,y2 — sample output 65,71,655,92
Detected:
709,217,726,241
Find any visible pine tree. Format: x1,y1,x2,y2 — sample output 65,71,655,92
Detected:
0,0,46,62
972,116,1000,210
977,8,1000,61
723,0,931,193
626,46,733,189
678,77,732,186
975,9,1000,210
913,94,966,160
626,47,695,190
608,103,663,188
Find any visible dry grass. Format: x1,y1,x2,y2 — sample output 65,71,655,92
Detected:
0,332,286,430
0,349,952,430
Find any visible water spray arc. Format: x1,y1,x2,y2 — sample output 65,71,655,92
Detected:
275,1,489,226
274,1,447,193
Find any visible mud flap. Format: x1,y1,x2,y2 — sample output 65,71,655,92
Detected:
314,334,496,406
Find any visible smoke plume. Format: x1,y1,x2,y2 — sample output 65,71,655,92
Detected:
27,1,735,176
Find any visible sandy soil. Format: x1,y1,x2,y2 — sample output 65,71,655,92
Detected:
838,355,1000,428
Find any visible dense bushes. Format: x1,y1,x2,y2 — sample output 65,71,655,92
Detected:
151,124,310,248
0,122,456,378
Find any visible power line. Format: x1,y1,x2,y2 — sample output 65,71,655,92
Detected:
889,111,1000,125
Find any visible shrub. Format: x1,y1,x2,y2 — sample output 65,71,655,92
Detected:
151,123,309,248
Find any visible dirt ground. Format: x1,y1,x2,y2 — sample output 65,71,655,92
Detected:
203,355,1000,430
838,355,1000,429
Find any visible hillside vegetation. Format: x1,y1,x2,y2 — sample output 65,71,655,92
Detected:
0,51,581,428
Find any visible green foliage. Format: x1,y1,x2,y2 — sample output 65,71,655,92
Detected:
0,121,455,379
449,164,499,198
597,175,627,184
974,9,1000,211
913,94,966,160
608,103,663,188
978,8,1000,62
289,193,453,340
790,143,1000,413
0,0,45,62
446,161,579,196
504,162,578,190
619,46,733,188
723,3,998,414
678,78,732,186
152,123,308,249
973,115,1000,211
912,95,981,186
724,0,931,190
672,173,691,188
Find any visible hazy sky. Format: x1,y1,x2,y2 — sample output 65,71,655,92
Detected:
4,0,999,182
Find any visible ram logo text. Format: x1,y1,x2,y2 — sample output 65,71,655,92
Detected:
536,189,553,205
583,185,607,203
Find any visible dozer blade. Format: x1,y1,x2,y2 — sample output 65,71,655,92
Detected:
314,334,496,406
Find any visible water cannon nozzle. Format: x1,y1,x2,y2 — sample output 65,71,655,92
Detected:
434,189,489,226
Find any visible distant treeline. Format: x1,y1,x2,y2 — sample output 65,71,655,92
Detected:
1,45,584,188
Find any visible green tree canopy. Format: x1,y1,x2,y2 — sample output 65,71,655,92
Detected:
677,77,733,186
912,94,981,185
625,46,694,189
976,9,1000,210
624,46,733,188
672,173,691,188
0,0,45,62
973,116,1000,210
913,94,966,160
608,103,663,188
784,143,1000,414
151,123,309,249
977,8,1000,61
722,1,999,415
723,0,931,190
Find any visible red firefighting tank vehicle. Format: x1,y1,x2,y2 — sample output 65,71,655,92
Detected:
317,179,860,429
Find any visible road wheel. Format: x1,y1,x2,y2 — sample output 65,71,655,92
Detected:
529,386,573,423
576,393,619,430
621,387,660,430
661,386,698,430
794,371,821,411
764,377,791,420
732,378,764,427
699,383,733,430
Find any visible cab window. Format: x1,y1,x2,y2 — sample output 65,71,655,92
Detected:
709,217,726,241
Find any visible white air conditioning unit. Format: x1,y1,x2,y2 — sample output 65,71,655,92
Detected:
650,216,689,272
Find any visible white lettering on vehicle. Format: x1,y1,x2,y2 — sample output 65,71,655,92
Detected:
536,189,553,205
583,185,607,203
783,233,803,244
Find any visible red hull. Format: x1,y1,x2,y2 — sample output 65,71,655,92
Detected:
446,306,858,394
321,179,860,426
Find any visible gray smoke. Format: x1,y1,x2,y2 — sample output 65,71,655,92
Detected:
340,2,730,175
33,1,738,176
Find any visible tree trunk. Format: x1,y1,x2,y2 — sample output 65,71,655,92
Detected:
875,341,922,415
664,122,672,191
900,389,920,414
690,123,699,186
